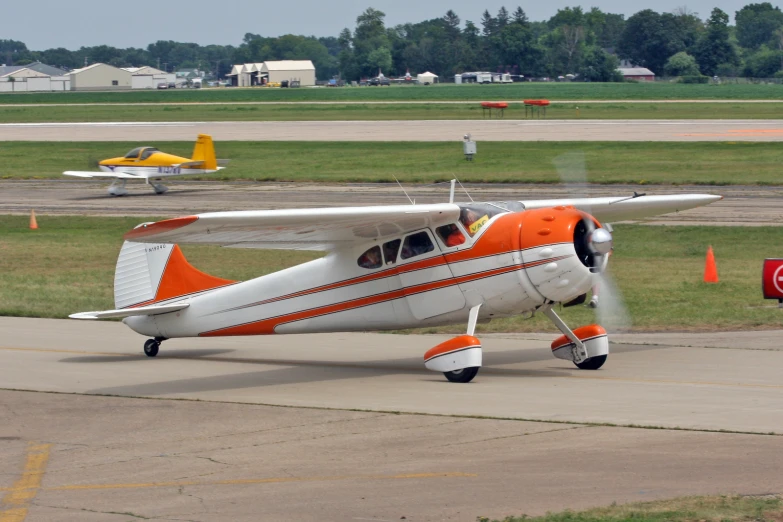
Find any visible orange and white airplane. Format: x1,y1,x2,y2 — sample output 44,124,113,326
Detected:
63,134,228,196
70,192,720,382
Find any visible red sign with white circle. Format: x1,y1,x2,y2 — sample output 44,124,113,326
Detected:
762,259,783,299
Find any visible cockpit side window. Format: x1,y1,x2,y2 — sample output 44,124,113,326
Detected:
139,148,159,160
401,231,434,260
123,147,144,159
436,223,466,247
357,246,383,269
458,204,505,237
383,239,401,265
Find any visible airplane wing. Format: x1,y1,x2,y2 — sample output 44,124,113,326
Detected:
63,171,141,179
69,302,189,320
121,194,720,252
124,204,460,251
520,194,722,223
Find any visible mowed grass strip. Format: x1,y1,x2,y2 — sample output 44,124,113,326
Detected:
1,215,781,333
2,82,783,104
480,494,783,522
1,102,783,122
1,102,783,123
2,141,782,186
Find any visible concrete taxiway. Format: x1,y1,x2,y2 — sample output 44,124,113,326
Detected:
2,180,781,226
1,317,782,521
2,119,783,141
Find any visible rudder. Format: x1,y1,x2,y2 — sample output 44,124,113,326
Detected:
114,240,235,309
191,134,217,170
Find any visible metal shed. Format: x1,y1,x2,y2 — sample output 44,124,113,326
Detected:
69,63,132,91
260,60,315,86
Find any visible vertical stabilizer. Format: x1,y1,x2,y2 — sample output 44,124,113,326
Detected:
114,240,235,309
191,134,218,170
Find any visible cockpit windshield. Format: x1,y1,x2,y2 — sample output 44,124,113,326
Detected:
123,147,158,159
140,148,159,160
458,203,507,236
123,147,144,159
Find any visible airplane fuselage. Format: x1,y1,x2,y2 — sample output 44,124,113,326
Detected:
124,210,596,339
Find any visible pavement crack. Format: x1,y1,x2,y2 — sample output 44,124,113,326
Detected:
438,426,586,447
31,500,151,519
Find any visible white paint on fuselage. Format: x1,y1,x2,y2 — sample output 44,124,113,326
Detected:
123,238,593,340
99,165,216,179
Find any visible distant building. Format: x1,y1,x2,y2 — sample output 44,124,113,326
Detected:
122,66,177,89
260,60,315,86
0,62,70,92
69,63,132,91
618,66,655,81
228,60,316,87
175,68,205,81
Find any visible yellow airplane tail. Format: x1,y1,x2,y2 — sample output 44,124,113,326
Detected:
191,134,218,170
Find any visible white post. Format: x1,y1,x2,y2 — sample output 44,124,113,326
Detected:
449,179,456,203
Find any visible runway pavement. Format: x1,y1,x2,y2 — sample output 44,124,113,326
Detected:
2,180,780,226
2,119,783,141
1,317,782,521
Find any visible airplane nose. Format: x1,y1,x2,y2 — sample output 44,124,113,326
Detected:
590,227,613,255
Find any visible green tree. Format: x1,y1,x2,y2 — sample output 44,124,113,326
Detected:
664,51,701,76
618,10,694,75
496,7,510,29
743,46,783,77
735,3,783,49
352,8,390,76
0,39,28,65
579,46,622,81
512,7,528,26
692,8,739,76
480,10,496,37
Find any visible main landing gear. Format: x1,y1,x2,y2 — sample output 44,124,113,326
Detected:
143,337,166,357
423,304,484,383
151,181,169,195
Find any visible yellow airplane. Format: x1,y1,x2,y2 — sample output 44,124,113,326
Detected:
64,134,228,196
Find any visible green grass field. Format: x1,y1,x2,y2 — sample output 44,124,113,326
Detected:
1,102,782,122
2,215,781,333
3,141,781,185
481,494,783,522
1,83,783,104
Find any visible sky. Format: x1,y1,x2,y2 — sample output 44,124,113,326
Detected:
7,0,752,50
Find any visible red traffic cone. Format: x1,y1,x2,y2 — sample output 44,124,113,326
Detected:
29,209,38,230
704,246,719,283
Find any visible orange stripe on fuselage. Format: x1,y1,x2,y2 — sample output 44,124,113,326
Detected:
218,213,532,315
198,256,566,337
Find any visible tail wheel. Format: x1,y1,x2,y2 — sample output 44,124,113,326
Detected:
443,367,480,383
143,339,160,357
574,354,606,370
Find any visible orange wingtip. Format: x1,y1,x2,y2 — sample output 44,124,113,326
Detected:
124,216,198,240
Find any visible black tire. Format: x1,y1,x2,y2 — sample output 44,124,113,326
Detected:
143,339,159,357
443,367,480,383
574,354,606,370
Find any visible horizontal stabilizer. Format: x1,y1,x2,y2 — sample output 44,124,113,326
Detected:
63,171,140,179
69,302,189,320
174,161,205,168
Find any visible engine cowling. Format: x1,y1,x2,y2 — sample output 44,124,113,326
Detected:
517,207,609,304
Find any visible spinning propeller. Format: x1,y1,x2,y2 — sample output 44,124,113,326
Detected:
552,152,631,333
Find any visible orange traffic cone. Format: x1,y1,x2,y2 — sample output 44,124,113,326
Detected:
29,209,38,230
704,246,719,283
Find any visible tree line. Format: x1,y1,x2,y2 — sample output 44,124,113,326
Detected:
1,2,782,81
